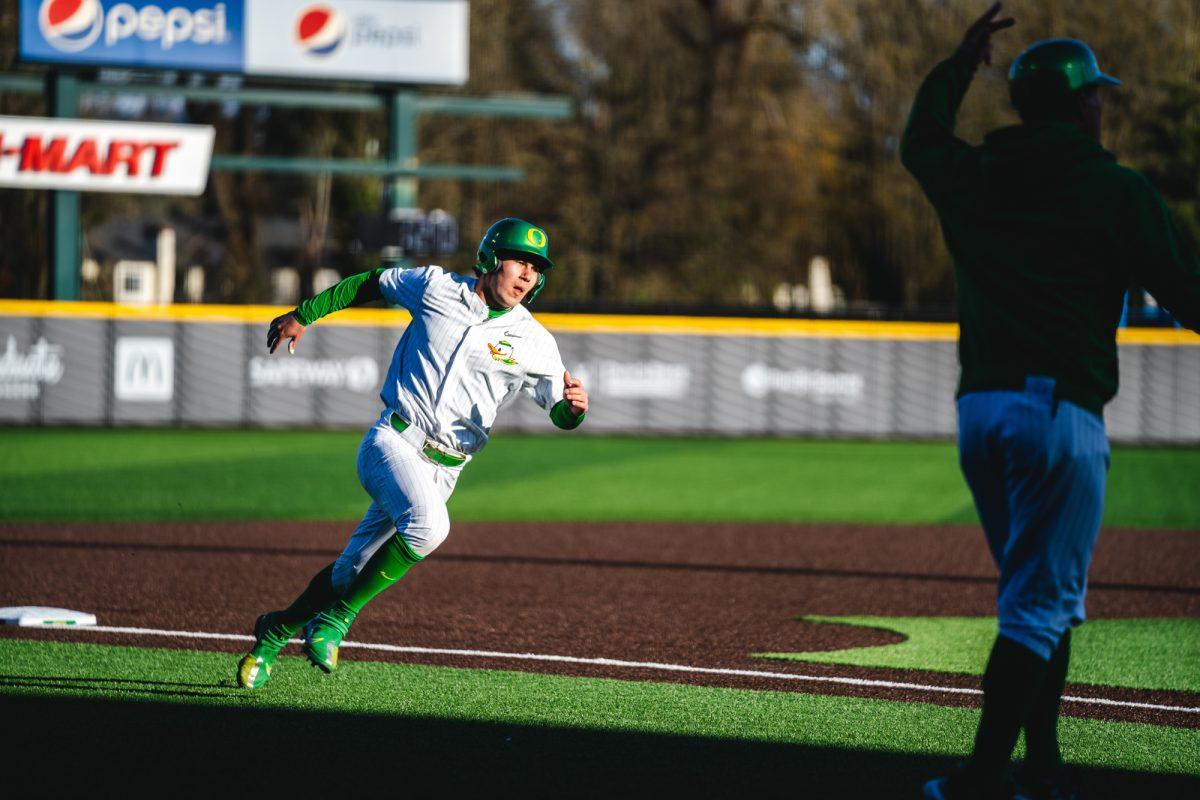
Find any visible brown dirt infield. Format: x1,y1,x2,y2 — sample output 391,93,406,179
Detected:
2,520,1197,727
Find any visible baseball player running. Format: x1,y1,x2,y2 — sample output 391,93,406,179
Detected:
902,4,1200,799
237,218,588,689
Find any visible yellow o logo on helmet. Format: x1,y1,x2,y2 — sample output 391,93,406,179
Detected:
525,228,547,248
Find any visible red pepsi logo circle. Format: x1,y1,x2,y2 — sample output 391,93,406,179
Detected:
38,0,104,53
295,5,346,58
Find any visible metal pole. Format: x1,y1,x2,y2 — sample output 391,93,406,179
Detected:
388,89,419,219
48,72,81,301
208,154,523,180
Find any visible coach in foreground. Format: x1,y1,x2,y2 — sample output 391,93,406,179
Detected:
901,3,1200,799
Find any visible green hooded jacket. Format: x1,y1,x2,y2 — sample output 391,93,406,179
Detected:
901,55,1200,415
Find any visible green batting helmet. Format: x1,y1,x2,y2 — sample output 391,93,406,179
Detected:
474,218,555,304
1009,38,1120,110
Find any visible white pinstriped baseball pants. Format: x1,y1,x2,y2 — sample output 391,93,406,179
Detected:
331,411,462,593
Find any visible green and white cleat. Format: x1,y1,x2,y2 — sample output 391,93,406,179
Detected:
302,606,355,673
237,652,272,689
236,612,295,689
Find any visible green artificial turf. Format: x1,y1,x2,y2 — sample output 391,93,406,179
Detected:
758,617,1200,693
1,428,1198,527
0,637,1196,778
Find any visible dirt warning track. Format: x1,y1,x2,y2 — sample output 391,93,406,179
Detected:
2,520,1197,727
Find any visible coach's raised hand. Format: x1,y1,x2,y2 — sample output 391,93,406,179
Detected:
267,312,306,355
563,370,589,416
956,2,1015,68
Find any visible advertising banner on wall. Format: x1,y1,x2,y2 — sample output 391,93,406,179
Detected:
19,0,469,85
18,0,245,71
114,336,174,401
1,303,1197,442
0,115,215,194
245,0,468,84
0,334,64,401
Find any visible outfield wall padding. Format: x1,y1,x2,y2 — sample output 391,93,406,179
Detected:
1,302,1197,443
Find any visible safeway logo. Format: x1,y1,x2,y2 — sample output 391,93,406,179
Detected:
249,355,378,392
295,4,345,57
39,0,104,52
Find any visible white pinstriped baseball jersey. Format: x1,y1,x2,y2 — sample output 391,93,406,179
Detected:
378,266,567,455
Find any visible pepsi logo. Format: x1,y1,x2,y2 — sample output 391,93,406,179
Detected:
38,0,104,53
295,5,346,58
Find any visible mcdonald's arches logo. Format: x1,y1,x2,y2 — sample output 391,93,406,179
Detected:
115,336,174,401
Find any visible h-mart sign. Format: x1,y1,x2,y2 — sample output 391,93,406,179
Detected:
0,114,214,194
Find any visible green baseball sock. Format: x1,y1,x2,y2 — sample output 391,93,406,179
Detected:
277,563,338,628
319,534,423,631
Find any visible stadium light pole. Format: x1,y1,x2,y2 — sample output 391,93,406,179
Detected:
389,90,420,219
47,71,81,301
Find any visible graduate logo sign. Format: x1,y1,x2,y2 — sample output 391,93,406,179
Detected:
0,336,65,401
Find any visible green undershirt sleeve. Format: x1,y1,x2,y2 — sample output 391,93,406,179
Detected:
899,54,978,205
1126,179,1200,331
550,400,585,430
293,267,386,325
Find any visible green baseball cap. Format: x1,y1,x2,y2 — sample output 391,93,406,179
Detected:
1009,38,1120,109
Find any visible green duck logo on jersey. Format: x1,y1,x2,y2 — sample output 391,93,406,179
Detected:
487,340,518,366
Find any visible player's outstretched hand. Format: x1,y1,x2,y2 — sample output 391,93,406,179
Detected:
267,312,306,354
956,2,1015,69
563,370,589,416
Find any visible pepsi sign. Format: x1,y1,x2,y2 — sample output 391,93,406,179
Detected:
245,1,468,85
294,5,346,58
37,0,103,53
21,0,467,84
20,0,245,71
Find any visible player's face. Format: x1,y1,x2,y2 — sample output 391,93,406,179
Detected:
491,258,541,307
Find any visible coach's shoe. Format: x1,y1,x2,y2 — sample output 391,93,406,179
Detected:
924,777,954,800
236,612,297,689
924,763,1016,799
302,603,356,673
1013,761,1080,800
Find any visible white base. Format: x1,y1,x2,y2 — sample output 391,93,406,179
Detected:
0,606,98,627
